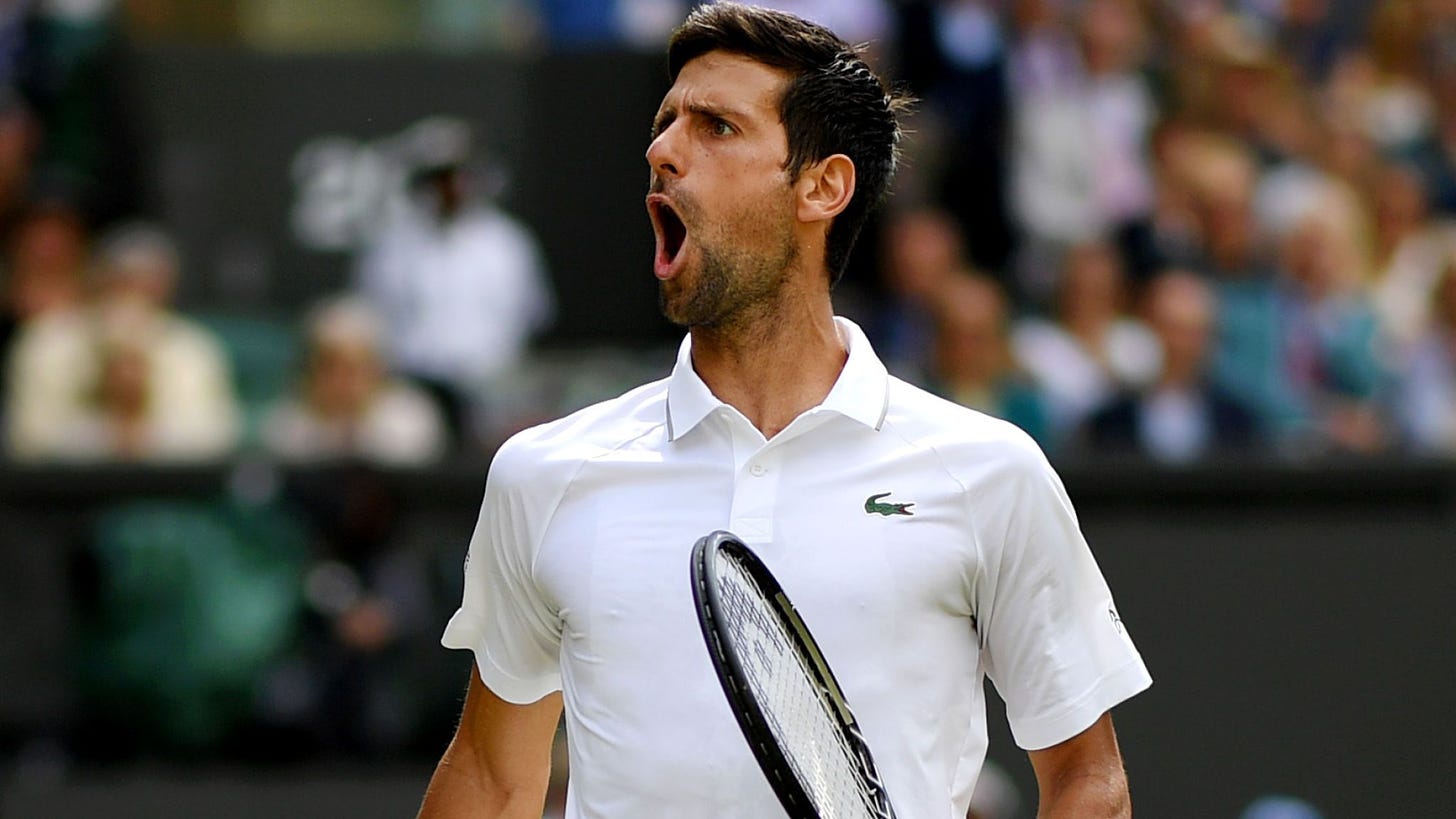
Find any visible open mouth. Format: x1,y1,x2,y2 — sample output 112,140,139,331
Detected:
649,195,688,274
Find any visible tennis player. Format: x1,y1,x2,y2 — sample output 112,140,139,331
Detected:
418,4,1151,817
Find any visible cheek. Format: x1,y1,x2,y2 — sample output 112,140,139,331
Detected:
686,153,794,246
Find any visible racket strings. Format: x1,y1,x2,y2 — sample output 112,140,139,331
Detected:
716,552,883,819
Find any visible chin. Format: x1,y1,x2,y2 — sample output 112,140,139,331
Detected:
658,290,707,329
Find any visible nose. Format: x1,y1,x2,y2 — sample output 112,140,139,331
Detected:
646,124,682,180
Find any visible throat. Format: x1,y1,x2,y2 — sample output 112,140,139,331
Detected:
690,313,848,439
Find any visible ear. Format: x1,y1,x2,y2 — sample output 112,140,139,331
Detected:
795,154,856,225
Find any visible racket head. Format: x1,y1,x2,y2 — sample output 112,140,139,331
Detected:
690,530,896,819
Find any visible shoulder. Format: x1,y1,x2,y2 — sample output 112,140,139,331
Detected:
882,377,1051,483
488,377,670,490
159,315,230,361
1107,319,1160,377
374,381,445,420
1011,317,1072,355
11,309,88,357
368,383,449,450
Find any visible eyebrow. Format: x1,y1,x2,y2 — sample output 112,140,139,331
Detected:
651,100,750,139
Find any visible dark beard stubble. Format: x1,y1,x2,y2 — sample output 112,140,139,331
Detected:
657,198,798,332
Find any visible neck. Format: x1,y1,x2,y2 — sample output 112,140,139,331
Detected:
1156,364,1200,391
688,290,845,439
1068,312,1111,342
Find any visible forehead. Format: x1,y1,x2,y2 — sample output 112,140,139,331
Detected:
658,50,789,117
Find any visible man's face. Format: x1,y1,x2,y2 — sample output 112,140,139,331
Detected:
646,51,800,329
1150,290,1212,381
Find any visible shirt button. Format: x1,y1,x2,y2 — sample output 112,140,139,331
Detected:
749,464,767,477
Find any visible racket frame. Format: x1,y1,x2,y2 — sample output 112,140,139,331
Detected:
690,530,896,819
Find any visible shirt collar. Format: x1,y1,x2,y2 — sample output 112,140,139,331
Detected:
665,316,890,442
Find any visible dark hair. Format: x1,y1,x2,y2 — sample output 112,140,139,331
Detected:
667,2,908,284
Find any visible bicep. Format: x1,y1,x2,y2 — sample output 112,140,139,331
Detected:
456,663,563,789
1026,712,1130,818
421,665,562,818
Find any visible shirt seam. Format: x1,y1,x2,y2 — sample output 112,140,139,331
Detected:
527,416,673,607
877,411,983,625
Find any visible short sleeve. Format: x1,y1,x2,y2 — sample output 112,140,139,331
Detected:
441,439,563,704
974,440,1151,750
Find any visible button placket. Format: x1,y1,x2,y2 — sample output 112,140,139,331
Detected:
730,447,780,545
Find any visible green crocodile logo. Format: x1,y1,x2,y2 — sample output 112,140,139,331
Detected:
864,492,914,517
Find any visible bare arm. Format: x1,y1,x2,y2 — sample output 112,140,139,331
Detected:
1026,711,1131,819
416,664,564,819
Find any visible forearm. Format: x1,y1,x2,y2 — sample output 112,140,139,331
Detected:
1035,768,1131,819
416,735,551,819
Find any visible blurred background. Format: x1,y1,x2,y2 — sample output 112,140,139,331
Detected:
0,0,1452,817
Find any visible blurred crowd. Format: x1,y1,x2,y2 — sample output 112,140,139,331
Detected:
0,0,1452,787
858,0,1456,463
4,0,1454,473
0,74,555,465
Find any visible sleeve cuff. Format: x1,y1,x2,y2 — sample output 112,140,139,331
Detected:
1009,659,1153,751
441,610,562,705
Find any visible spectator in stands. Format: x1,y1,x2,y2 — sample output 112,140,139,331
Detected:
893,0,1015,275
1081,270,1258,462
1198,14,1283,148
929,273,1051,449
1370,162,1456,356
1350,1,1438,158
1133,119,1208,278
1182,134,1272,283
40,318,230,461
354,115,553,448
1414,68,1456,213
1395,261,1456,455
1075,0,1157,248
2,202,87,314
1007,0,1156,302
0,204,87,390
5,220,240,461
1317,52,1388,195
265,454,442,757
1248,79,1342,252
870,207,968,382
1251,0,1349,83
261,296,446,466
1171,135,1293,436
54,329,155,460
1275,205,1388,454
1013,239,1160,442
259,301,447,753
0,96,38,233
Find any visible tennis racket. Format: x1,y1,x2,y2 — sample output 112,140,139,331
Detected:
689,530,897,819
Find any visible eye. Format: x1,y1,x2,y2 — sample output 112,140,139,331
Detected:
708,118,734,137
650,112,675,141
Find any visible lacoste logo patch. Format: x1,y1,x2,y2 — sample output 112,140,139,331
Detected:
864,492,914,517
1108,605,1124,634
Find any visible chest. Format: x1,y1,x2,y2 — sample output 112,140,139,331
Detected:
532,427,982,672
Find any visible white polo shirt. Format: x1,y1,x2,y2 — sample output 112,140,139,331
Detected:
442,318,1151,819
